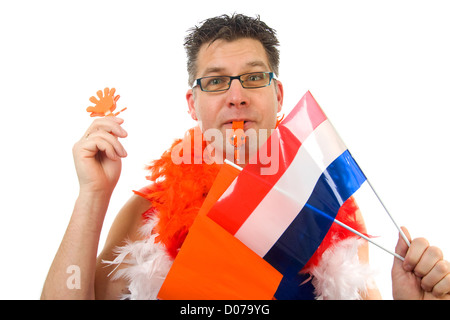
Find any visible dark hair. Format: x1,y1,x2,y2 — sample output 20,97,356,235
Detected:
184,13,280,86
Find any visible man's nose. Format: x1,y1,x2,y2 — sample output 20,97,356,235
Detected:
226,78,249,108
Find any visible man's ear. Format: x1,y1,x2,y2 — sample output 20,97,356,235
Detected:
275,80,284,113
186,89,198,121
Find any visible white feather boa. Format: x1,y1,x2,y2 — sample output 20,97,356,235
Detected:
104,218,374,300
308,237,376,300
102,217,173,300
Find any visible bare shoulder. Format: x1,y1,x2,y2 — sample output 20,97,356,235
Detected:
95,194,152,299
104,194,152,250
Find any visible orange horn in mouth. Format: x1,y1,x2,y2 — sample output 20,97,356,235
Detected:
230,121,246,163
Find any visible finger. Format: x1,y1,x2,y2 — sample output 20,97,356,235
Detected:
431,271,450,297
82,135,124,161
85,130,127,158
85,117,127,139
421,260,450,294
104,87,110,96
395,226,412,262
404,237,430,272
95,138,120,161
110,87,116,96
97,90,104,99
76,133,115,160
414,246,443,278
110,116,124,124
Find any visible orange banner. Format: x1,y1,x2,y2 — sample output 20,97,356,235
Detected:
158,163,282,299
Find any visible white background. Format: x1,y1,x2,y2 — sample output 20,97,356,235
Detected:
1,0,449,300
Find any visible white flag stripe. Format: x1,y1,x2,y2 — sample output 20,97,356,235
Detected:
234,120,347,257
351,181,386,222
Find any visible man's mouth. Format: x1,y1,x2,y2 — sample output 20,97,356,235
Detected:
223,120,253,130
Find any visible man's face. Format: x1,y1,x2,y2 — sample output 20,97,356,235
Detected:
186,38,283,164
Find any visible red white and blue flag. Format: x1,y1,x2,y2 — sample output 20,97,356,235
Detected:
208,91,366,270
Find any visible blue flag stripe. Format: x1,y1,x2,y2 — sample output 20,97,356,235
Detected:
265,150,367,279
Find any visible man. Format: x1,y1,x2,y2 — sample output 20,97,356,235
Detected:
41,14,450,300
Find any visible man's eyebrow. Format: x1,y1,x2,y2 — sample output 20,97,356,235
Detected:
246,60,269,69
200,61,269,77
202,67,226,76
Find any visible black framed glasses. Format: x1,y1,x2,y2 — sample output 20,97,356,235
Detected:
195,72,274,92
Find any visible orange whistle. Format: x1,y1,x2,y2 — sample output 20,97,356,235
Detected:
230,121,246,163
86,87,127,117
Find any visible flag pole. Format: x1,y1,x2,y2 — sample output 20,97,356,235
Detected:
224,159,405,261
365,179,410,247
304,203,404,261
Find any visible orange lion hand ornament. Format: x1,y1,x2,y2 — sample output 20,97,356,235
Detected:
86,87,126,117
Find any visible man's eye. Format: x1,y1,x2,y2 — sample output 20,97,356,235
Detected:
208,78,223,85
245,73,266,82
248,75,262,81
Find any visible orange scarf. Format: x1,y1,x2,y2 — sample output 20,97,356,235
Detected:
134,126,220,259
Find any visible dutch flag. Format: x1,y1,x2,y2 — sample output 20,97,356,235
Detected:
158,91,401,299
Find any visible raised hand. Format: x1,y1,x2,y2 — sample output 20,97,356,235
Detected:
72,116,128,197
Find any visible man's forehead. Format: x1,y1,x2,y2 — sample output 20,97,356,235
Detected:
196,38,270,76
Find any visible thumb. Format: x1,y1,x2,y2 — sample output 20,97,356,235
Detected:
394,226,412,268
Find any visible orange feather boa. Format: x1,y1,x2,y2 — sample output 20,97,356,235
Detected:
134,127,220,259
